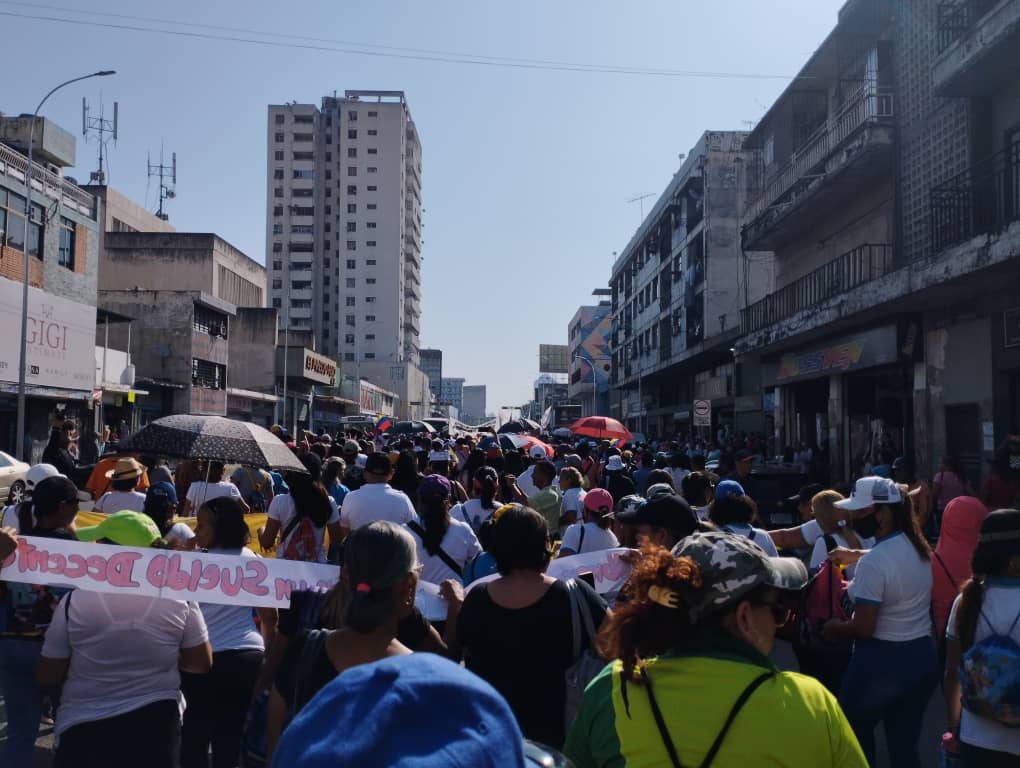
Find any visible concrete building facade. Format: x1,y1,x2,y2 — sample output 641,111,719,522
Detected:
462,384,487,425
420,348,443,398
609,130,773,439
440,377,465,415
265,91,423,377
0,117,100,459
568,295,612,417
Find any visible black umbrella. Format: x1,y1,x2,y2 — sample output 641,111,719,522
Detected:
498,418,541,434
391,420,436,435
119,415,306,472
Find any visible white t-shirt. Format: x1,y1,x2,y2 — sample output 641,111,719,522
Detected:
848,532,933,641
560,488,587,517
798,518,823,547
720,523,779,557
42,590,208,736
166,522,196,544
559,521,619,556
267,493,340,561
408,518,482,585
947,581,1020,756
808,529,875,580
670,468,691,489
94,490,147,515
339,483,418,532
516,467,539,497
199,547,265,653
186,481,242,511
451,498,499,533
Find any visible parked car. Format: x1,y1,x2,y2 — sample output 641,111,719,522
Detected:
0,451,30,505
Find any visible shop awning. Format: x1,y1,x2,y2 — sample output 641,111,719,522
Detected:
0,382,90,401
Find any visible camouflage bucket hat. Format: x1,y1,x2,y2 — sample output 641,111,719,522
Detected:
670,531,807,621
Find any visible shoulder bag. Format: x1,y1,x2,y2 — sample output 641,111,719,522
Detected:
563,578,605,732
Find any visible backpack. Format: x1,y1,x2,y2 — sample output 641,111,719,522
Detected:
243,468,269,513
563,579,606,732
789,538,852,654
959,606,1020,727
281,509,319,562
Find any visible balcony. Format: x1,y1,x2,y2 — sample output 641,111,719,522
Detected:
741,243,894,334
933,0,1020,96
0,142,96,219
743,82,895,251
931,143,1020,252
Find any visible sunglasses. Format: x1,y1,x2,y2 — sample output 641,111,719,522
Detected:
753,600,792,628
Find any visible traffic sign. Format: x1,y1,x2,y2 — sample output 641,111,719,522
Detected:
693,399,712,427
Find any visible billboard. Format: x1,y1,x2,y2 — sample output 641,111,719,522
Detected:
539,344,569,374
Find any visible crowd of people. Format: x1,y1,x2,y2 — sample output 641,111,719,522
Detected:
0,419,1018,767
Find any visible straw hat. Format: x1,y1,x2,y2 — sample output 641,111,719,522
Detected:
105,456,145,481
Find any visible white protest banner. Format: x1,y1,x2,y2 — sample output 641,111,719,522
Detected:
415,581,448,622
0,537,339,608
546,548,636,596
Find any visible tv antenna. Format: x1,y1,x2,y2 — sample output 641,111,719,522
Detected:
147,146,177,221
627,193,656,222
82,97,118,185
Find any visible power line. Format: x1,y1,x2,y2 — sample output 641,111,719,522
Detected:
0,4,803,81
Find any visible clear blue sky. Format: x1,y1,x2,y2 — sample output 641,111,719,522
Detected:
2,0,843,413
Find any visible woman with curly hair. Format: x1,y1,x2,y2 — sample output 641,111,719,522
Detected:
564,532,865,768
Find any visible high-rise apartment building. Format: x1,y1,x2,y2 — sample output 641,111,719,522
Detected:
462,385,487,425
420,348,443,397
265,91,423,368
439,377,464,415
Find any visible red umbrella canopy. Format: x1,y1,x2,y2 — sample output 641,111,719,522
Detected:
568,417,633,442
517,434,554,457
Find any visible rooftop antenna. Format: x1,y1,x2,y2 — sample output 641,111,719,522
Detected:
82,96,118,185
627,193,656,223
147,144,177,221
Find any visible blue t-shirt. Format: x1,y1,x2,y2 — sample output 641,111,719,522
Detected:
328,482,350,509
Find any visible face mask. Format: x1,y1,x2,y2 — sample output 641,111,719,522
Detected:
853,514,879,539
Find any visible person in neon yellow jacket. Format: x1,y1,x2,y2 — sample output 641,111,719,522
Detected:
564,532,867,768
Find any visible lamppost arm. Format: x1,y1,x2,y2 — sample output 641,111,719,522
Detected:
15,70,115,461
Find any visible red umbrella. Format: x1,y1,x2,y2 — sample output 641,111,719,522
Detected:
568,417,633,442
516,434,554,458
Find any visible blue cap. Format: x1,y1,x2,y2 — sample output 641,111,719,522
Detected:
714,480,746,501
270,654,525,768
145,481,177,506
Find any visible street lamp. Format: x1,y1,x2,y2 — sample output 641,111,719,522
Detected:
572,352,609,417
16,70,115,461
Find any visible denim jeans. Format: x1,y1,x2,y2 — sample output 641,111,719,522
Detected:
839,636,939,768
0,637,44,768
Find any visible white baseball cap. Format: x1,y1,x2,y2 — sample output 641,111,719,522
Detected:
26,463,63,494
835,476,902,511
528,445,547,459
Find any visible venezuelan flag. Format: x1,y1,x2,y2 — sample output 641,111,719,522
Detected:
609,438,624,448
375,416,394,432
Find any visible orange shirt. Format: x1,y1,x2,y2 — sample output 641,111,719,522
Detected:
84,456,151,499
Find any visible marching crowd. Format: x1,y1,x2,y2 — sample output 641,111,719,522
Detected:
0,421,1019,767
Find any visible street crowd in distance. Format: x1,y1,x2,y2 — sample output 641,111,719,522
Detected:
1,415,1019,768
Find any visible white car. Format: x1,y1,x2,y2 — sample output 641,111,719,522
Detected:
0,451,30,504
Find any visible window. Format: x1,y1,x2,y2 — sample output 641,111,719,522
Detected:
293,133,313,142
274,132,284,142
275,114,285,124
322,311,330,320
346,222,356,233
347,203,357,214
291,224,313,234
293,169,314,179
272,224,283,234
366,259,377,265
294,114,313,124
346,186,357,197
344,353,355,361
346,296,356,307
346,278,356,288
367,129,377,136
322,328,330,338
346,241,356,251
273,168,284,179
367,167,377,173
347,167,357,177
292,205,314,216
367,203,377,210
366,241,376,247
365,334,376,340
273,205,283,216
367,148,377,155
348,129,357,140
274,188,284,198
272,298,282,308
272,260,283,270
347,147,357,158
323,257,331,267
272,242,283,253
274,150,284,161
346,259,356,269
193,305,228,337
366,222,377,229
345,315,355,327
324,223,331,233
272,279,282,289
293,151,314,161
366,315,376,322
345,334,355,344
292,189,313,198
348,110,358,121
325,170,332,180
367,185,377,191
365,353,375,360
365,296,376,303
764,135,775,168
290,243,314,253
366,278,376,284
367,111,377,117
323,240,331,251
57,217,75,269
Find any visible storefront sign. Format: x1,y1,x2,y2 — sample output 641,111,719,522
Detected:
0,277,96,391
763,325,899,386
0,536,339,608
1005,308,1020,349
302,350,337,385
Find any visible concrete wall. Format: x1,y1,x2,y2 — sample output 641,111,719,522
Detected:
98,290,196,386
990,77,1020,156
228,307,278,392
